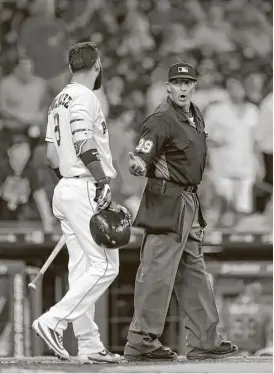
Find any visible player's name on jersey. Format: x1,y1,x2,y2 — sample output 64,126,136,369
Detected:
48,92,72,113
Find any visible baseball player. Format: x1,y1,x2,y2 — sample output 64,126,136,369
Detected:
32,42,121,363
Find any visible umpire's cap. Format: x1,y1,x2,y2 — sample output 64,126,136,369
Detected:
168,62,197,81
90,202,132,249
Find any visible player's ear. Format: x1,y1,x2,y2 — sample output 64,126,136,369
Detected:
68,64,72,74
94,58,101,72
166,82,171,94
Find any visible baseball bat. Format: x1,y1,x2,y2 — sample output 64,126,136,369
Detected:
28,235,66,291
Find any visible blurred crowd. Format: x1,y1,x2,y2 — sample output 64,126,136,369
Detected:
0,0,272,233
216,280,273,356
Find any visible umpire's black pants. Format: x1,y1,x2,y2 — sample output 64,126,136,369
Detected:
124,192,223,356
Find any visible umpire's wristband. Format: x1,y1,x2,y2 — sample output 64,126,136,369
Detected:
52,167,62,179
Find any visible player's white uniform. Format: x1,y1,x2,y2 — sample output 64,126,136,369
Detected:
40,82,118,355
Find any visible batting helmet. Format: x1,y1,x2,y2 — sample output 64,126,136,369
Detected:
89,202,132,249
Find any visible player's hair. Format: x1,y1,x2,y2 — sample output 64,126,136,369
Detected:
69,42,99,73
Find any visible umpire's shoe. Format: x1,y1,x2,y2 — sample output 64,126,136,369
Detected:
124,346,178,361
78,349,122,364
187,341,238,360
32,319,69,360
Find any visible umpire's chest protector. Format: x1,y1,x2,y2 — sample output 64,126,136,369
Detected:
133,100,207,235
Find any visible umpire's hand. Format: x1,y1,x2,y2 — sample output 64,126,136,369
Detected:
129,152,147,176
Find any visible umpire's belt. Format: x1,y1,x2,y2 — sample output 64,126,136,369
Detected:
147,178,198,196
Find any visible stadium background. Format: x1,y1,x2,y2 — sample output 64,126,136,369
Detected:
0,0,272,358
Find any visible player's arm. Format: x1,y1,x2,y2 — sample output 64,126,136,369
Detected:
46,142,62,179
76,138,111,211
129,116,168,176
71,94,111,210
77,138,108,181
45,119,62,179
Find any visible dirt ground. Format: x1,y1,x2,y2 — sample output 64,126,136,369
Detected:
0,356,272,373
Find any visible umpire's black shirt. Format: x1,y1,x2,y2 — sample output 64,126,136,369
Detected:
134,97,207,186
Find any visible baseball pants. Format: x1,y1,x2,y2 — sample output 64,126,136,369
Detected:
213,175,255,214
39,177,119,354
125,191,222,356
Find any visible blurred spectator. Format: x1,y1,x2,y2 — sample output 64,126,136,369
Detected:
108,109,145,217
254,90,273,212
105,76,125,108
220,282,273,355
60,0,103,37
226,0,272,58
192,58,228,114
117,0,155,61
244,72,265,106
0,134,54,233
0,55,50,188
256,90,273,185
18,0,70,97
159,23,196,56
145,64,167,116
0,56,47,134
190,1,235,54
205,76,260,227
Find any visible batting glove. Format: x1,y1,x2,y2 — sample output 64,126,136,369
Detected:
94,178,112,211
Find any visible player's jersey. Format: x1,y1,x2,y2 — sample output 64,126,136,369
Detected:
45,82,116,179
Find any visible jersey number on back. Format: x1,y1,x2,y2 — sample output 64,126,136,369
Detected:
54,113,61,146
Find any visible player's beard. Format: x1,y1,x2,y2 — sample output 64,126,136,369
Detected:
93,68,102,91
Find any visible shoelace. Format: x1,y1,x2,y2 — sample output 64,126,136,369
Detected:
56,332,64,347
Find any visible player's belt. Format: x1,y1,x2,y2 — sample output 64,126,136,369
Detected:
74,175,93,179
70,175,96,182
147,178,198,196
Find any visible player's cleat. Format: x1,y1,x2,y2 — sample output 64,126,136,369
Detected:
124,346,178,361
78,349,122,364
187,341,238,360
32,319,69,360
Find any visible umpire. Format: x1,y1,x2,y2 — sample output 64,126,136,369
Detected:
124,62,238,361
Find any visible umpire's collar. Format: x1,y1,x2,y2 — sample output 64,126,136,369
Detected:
167,97,203,131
